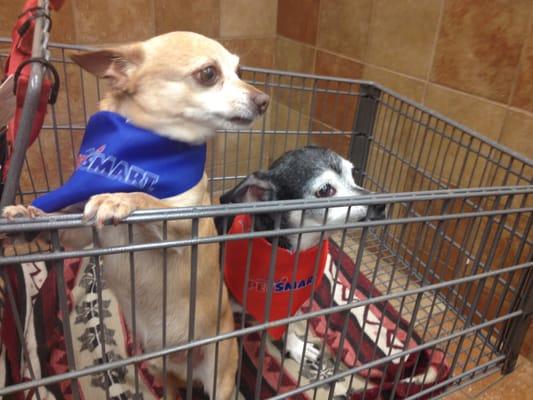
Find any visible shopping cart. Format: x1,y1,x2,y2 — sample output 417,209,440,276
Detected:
0,1,531,399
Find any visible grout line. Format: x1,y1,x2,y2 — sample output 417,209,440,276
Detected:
497,7,533,144
314,0,323,53
505,7,533,107
272,35,276,69
421,0,446,104
469,374,506,399
312,44,317,75
277,34,319,51
498,109,512,144
272,0,280,69
217,34,278,41
273,0,279,38
361,0,375,67
312,0,323,74
151,0,157,37
217,0,222,39
505,104,533,117
275,16,533,121
313,42,533,121
70,0,80,44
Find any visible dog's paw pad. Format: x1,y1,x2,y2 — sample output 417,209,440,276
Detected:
84,194,137,227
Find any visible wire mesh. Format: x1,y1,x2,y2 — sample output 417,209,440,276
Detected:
0,37,532,400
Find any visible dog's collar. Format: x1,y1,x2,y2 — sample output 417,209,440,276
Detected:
224,214,329,340
32,111,206,212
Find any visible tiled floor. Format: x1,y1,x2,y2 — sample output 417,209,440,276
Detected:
444,355,532,399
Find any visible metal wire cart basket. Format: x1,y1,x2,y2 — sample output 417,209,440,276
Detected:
0,3,531,400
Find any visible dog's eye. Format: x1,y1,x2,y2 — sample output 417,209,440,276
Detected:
196,66,218,86
315,184,336,198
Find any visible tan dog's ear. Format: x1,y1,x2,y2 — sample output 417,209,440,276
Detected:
70,46,144,91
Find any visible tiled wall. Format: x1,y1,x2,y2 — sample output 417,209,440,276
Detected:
276,0,533,160
1,0,277,68
276,0,533,361
2,0,531,158
2,0,531,359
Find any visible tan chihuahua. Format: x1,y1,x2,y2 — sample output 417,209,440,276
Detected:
3,31,269,399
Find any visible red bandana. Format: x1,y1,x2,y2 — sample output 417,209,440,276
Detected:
224,214,329,339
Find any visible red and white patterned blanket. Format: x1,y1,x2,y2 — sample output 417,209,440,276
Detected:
0,241,449,399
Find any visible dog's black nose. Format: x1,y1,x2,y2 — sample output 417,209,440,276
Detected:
368,204,386,220
252,92,270,115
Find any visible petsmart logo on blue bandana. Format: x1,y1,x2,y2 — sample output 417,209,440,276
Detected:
77,145,160,192
33,111,206,213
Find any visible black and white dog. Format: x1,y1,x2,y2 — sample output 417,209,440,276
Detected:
218,145,386,364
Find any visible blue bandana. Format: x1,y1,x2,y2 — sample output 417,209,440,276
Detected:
32,111,206,213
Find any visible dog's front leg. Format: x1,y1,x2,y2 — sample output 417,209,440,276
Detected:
285,323,321,365
83,192,196,241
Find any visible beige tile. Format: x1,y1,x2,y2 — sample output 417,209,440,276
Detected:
277,0,320,45
310,120,351,157
431,0,531,103
317,0,372,61
0,0,23,36
73,0,155,44
0,2,75,42
368,103,426,188
314,50,364,79
275,37,315,73
220,38,275,68
51,1,77,43
521,325,533,362
273,38,315,112
386,104,501,189
511,31,533,114
21,127,84,197
415,85,510,189
461,369,504,398
423,85,507,141
45,45,103,125
360,67,425,183
363,65,425,102
366,0,442,78
313,50,363,131
220,0,276,38
499,109,533,160
475,356,533,399
268,75,314,128
267,99,312,136
268,103,312,162
154,0,219,38
441,389,470,399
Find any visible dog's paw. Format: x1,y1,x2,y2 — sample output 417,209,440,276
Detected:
2,205,44,220
83,193,138,228
285,331,321,364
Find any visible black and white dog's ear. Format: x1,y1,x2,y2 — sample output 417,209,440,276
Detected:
220,171,276,204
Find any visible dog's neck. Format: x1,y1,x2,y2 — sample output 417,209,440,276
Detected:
252,214,323,251
252,214,293,250
99,96,214,144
